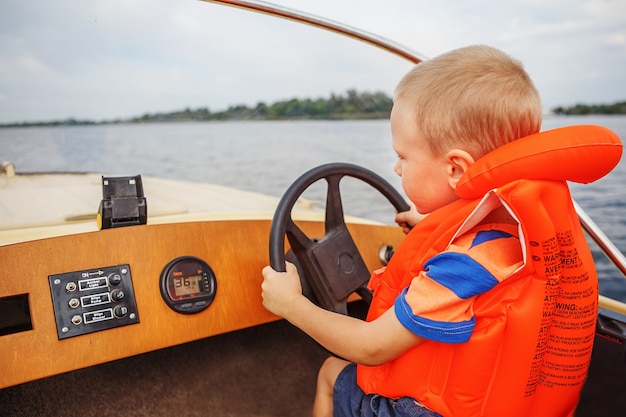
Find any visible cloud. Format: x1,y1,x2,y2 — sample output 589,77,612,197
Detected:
0,0,625,123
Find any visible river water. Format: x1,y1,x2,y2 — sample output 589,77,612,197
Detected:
1,115,625,301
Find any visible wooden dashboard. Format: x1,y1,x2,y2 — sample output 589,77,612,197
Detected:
0,219,404,388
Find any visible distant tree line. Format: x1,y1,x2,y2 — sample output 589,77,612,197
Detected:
0,89,393,127
130,89,393,123
2,92,626,127
552,101,626,115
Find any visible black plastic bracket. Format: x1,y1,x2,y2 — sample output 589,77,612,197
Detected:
97,175,147,229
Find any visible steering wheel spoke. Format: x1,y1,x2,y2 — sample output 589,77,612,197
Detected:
324,174,347,232
284,218,315,254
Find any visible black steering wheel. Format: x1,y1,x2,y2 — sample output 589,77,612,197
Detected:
269,162,410,315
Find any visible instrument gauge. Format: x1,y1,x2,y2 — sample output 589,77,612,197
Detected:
159,256,217,314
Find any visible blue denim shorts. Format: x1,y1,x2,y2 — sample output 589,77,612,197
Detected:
333,363,442,417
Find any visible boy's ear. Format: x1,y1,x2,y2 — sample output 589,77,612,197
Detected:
445,149,475,189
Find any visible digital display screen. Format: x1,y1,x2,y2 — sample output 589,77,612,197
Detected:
172,274,202,297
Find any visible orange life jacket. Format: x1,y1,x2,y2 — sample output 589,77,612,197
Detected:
357,125,623,417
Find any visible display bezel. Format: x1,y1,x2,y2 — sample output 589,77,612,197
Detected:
159,256,217,314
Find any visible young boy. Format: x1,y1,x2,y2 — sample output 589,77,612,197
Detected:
261,45,604,417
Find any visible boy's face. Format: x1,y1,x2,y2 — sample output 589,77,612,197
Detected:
391,100,460,214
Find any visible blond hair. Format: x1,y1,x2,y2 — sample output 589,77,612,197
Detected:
394,45,542,158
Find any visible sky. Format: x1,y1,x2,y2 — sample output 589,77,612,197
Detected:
1,0,625,124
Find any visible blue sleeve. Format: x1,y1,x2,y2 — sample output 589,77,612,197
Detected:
395,289,476,343
394,252,499,343
423,252,500,299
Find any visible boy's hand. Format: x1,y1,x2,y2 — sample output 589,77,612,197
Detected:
262,263,423,365
261,261,306,318
395,202,426,234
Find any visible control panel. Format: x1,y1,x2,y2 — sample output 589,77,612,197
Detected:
48,264,139,340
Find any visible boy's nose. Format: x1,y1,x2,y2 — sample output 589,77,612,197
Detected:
394,160,402,176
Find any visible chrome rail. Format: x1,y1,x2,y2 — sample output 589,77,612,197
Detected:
575,201,626,278
574,201,626,277
200,0,427,63
575,201,626,314
203,0,626,312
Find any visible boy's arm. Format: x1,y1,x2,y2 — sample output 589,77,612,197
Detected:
261,262,423,366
